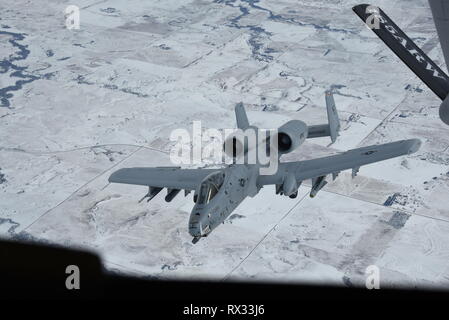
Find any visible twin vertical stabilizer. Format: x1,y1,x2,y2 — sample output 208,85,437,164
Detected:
233,90,341,147
307,90,340,143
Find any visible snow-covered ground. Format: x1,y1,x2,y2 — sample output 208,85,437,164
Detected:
1,0,448,289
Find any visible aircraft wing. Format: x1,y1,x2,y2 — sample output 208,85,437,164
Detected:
258,139,421,194
108,167,219,191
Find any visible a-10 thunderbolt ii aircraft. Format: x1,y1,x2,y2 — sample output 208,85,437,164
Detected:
109,91,421,244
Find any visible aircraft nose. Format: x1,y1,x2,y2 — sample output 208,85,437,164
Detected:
188,221,202,237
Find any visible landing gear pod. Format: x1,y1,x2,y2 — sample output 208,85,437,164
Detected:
282,173,299,197
275,120,308,154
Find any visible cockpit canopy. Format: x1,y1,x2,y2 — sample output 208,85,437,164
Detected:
197,171,225,205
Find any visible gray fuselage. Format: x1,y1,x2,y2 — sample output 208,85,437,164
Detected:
188,165,256,238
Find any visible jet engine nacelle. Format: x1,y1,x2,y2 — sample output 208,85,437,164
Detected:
275,120,308,155
223,101,337,160
224,120,309,159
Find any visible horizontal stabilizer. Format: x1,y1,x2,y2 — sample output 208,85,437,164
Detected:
353,4,449,100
